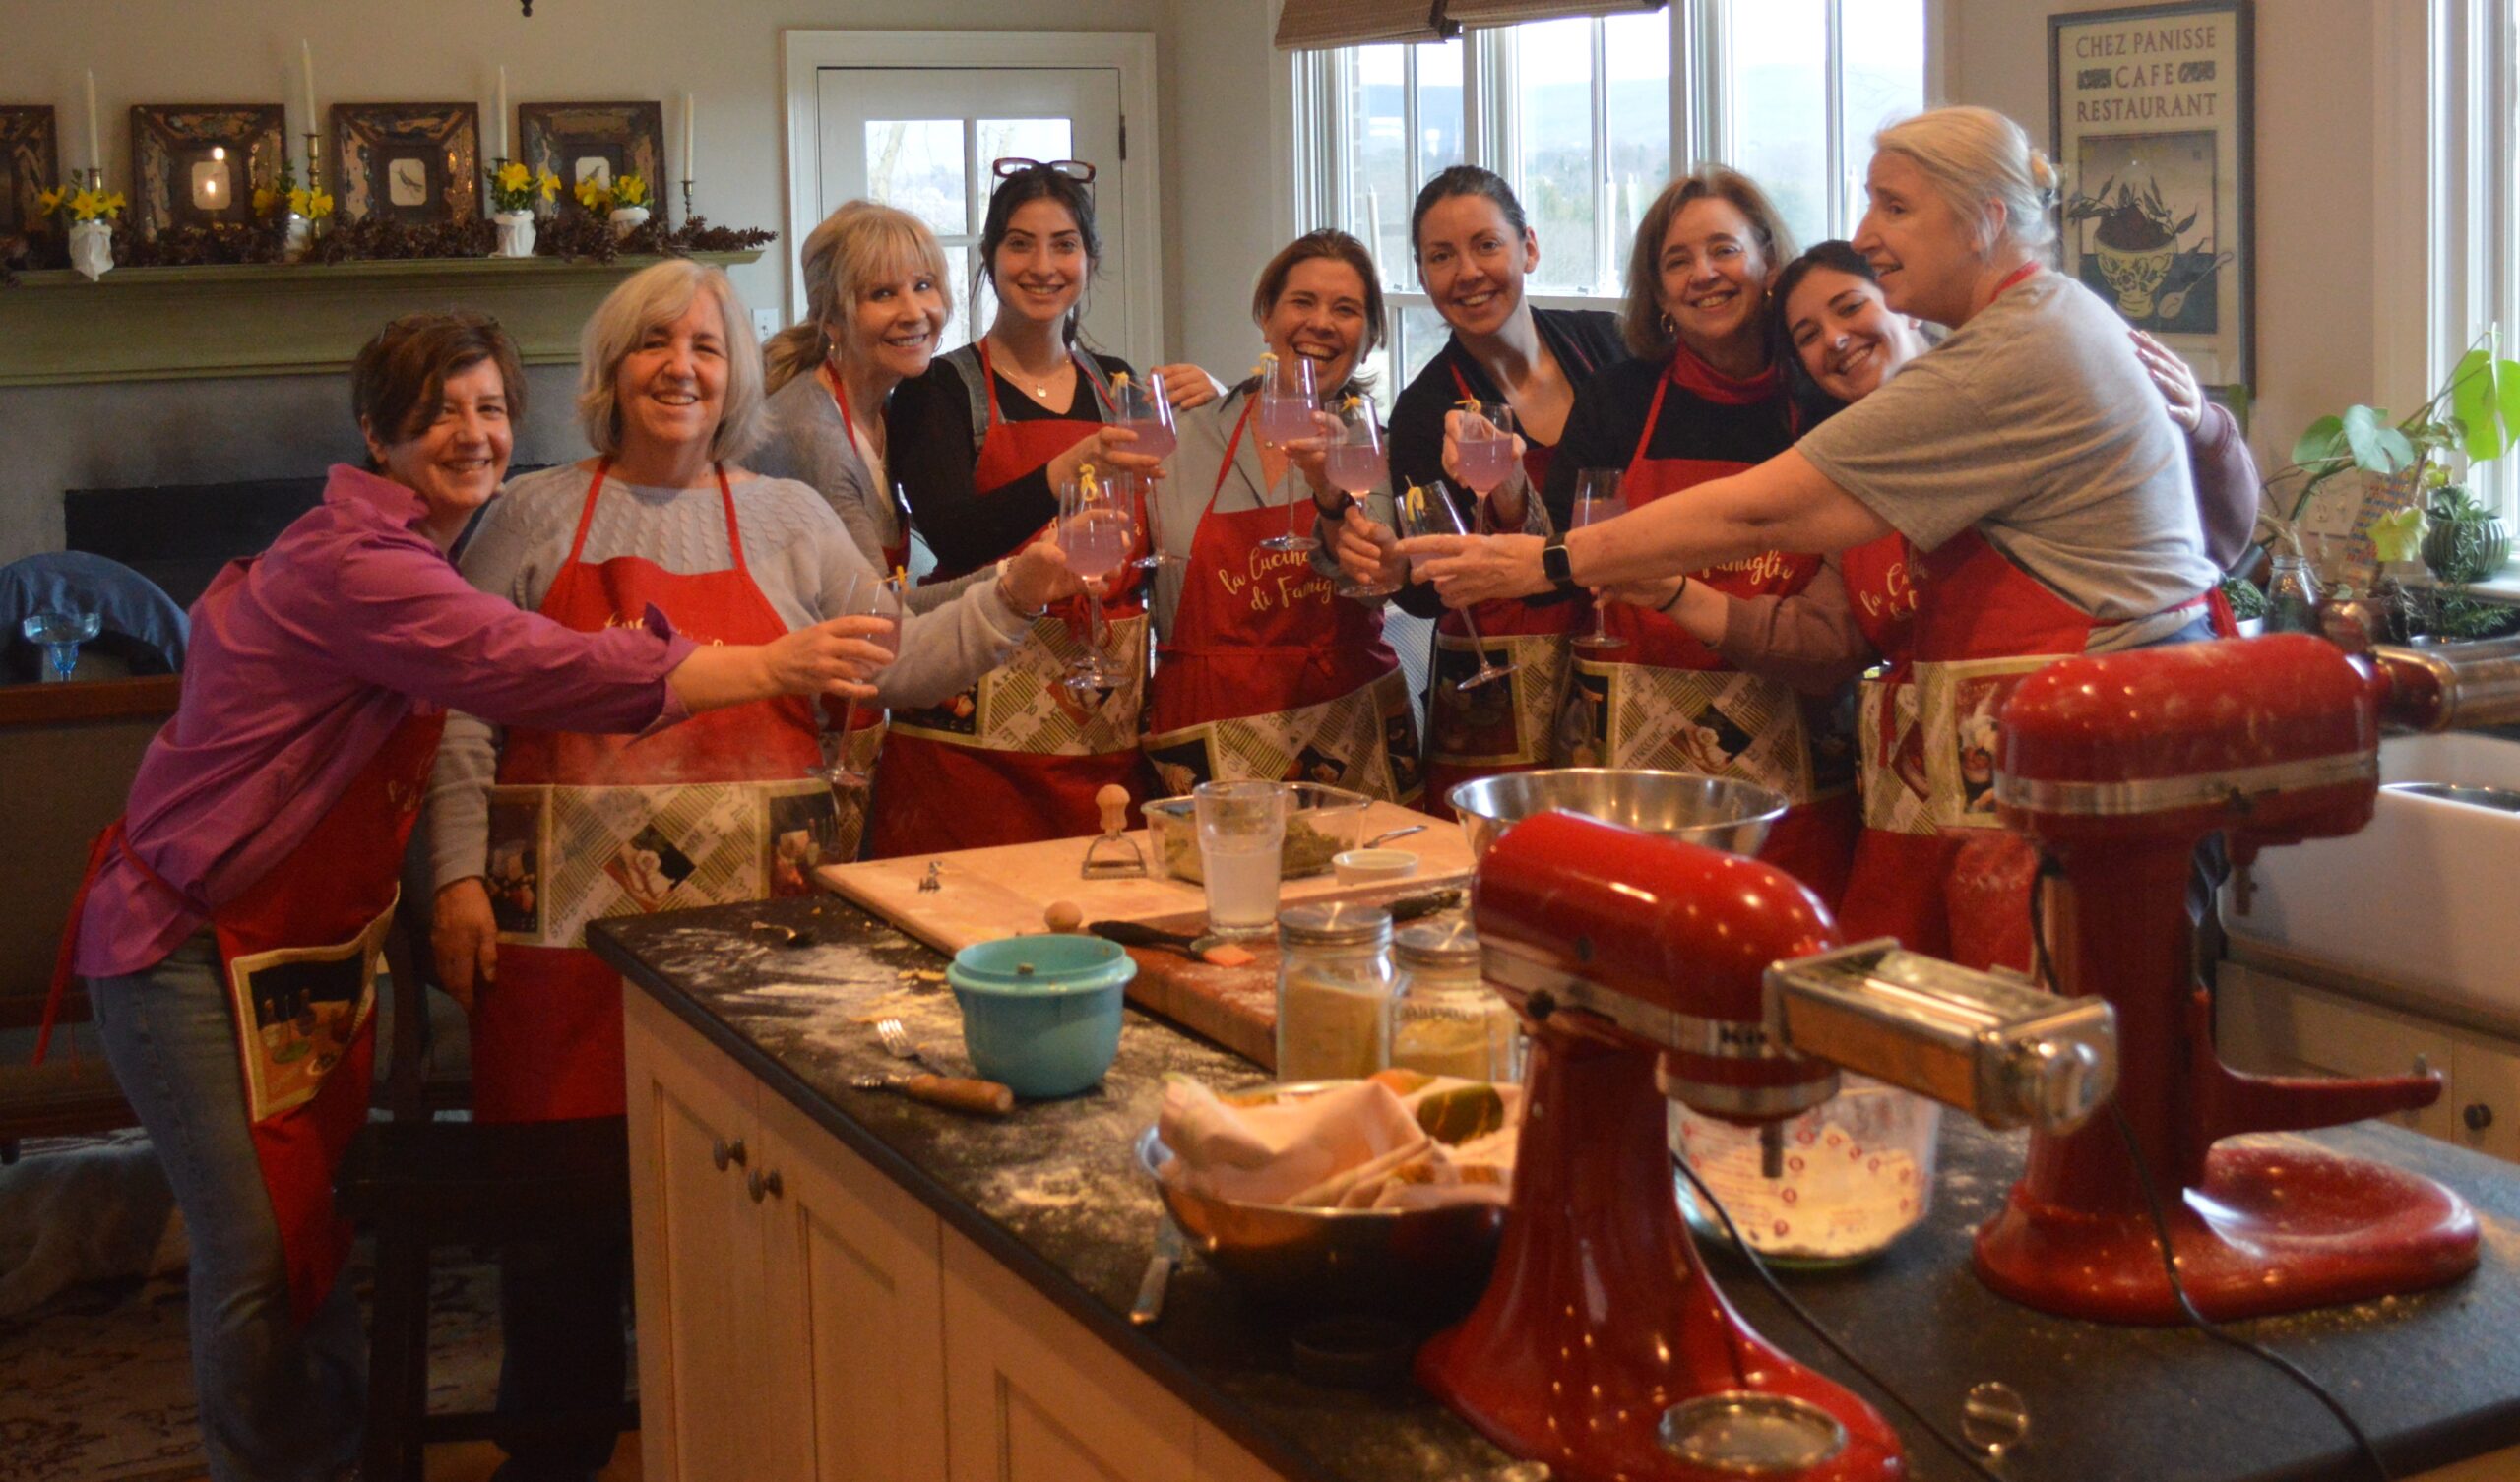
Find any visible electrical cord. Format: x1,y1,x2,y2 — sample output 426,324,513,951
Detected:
2027,854,2394,1482
1670,1153,2013,1482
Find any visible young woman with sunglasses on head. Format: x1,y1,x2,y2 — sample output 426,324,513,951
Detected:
873,158,1214,853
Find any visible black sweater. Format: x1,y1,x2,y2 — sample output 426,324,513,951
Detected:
1537,351,1801,532
885,347,1133,576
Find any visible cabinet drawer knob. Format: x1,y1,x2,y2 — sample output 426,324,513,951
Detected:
747,1168,784,1203
712,1138,748,1172
2466,1103,2494,1133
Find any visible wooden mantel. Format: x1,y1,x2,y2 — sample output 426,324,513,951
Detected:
0,250,762,388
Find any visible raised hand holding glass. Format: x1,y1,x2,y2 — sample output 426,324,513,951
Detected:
1396,483,1515,692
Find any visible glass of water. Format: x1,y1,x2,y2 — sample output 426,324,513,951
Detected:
1192,780,1286,940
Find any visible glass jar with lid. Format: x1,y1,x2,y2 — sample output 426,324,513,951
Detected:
1274,901,1395,1081
1390,919,1521,1082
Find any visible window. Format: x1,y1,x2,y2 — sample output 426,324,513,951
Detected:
1297,2,1923,397
2432,0,2519,524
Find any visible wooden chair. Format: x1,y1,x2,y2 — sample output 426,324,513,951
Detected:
333,893,637,1482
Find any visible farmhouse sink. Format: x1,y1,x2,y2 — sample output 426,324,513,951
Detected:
2225,731,2520,1021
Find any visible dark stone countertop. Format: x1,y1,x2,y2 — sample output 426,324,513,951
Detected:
592,895,2520,1482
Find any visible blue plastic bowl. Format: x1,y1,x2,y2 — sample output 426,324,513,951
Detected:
945,935,1137,1098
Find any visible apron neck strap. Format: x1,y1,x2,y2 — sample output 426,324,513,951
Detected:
1206,399,1258,519
1630,374,1673,468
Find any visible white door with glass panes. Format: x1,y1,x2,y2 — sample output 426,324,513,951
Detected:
813,68,1127,356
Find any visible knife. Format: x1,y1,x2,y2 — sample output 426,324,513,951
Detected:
1129,1215,1189,1326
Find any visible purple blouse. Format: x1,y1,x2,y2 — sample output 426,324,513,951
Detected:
76,464,698,977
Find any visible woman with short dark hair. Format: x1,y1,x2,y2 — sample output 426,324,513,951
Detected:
1141,229,1422,803
53,310,887,1481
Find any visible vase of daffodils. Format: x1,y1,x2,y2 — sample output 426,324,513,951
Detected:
487,160,559,258
605,173,653,239
40,183,126,281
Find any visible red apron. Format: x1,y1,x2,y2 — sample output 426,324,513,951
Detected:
1144,399,1419,802
474,462,825,1123
1563,354,1856,903
45,697,445,1326
1831,264,2219,968
870,340,1151,855
1422,357,1593,819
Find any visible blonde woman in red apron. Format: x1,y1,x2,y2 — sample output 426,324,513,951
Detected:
1145,231,1420,803
1403,110,2226,932
1364,165,1626,818
53,313,881,1482
423,264,1062,1476
872,161,1214,853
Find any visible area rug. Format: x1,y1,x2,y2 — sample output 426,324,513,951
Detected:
0,1189,504,1482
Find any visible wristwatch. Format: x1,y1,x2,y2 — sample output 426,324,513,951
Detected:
1540,531,1575,588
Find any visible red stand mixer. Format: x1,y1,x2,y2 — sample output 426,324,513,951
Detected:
1976,633,2488,1322
1419,810,2119,1481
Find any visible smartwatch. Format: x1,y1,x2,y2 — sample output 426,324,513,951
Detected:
1541,531,1575,588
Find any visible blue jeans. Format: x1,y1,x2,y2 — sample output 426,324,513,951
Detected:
91,933,364,1482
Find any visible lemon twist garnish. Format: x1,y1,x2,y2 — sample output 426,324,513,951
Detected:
1454,397,1483,412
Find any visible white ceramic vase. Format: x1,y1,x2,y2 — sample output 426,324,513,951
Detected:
492,211,537,259
608,205,651,240
69,219,113,281
284,214,312,260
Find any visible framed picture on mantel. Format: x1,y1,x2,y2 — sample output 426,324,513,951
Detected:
2050,0,2254,390
332,102,482,225
130,103,285,237
0,106,60,244
520,101,664,222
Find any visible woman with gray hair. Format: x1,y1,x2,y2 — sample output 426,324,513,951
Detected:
1401,105,2221,960
420,259,1079,1477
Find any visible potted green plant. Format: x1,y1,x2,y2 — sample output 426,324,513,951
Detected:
2420,483,2513,584
2273,333,2520,568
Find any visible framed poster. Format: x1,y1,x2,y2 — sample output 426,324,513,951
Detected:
519,101,664,222
332,102,482,224
0,106,59,244
130,103,285,236
2050,0,2253,389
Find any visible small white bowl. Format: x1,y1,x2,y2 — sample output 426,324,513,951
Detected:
1333,848,1419,886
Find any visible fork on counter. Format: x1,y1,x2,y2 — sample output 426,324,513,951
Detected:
858,1018,1016,1116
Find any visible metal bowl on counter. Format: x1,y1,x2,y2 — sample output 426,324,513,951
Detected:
1133,1087,1506,1320
1447,768,1789,859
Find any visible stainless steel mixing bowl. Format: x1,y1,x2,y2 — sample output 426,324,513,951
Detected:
1446,768,1789,859
1134,1095,1506,1319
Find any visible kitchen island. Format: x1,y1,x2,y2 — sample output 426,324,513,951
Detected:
592,893,2520,1482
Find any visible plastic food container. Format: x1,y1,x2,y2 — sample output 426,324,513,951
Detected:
1146,782,1368,883
1670,1076,1939,1266
945,934,1136,1098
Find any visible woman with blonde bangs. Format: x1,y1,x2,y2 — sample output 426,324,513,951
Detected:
755,200,955,575
423,260,1074,1475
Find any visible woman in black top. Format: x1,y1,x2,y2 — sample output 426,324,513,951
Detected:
1354,166,1624,813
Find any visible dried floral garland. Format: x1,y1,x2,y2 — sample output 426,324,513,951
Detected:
2,213,775,285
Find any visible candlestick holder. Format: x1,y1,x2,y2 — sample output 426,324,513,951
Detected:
680,178,694,225
86,167,103,191
302,132,324,198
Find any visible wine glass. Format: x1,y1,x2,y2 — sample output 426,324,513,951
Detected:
1114,371,1178,460
1569,468,1629,652
22,610,102,682
1451,401,1521,516
1254,353,1322,553
809,569,904,790
1324,394,1398,598
1397,483,1516,693
1121,468,1178,572
1058,472,1137,693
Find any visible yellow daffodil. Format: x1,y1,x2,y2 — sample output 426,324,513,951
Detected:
496,160,530,193
288,186,333,219
36,185,67,216
536,168,559,201
612,173,650,208
252,184,280,216
575,176,610,211
65,188,124,222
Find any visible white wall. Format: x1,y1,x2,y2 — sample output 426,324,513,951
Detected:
1940,0,2408,482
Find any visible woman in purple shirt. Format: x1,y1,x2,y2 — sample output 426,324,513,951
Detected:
58,311,888,1482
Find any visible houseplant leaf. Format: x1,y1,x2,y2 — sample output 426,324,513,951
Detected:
2448,347,2506,463
2342,404,2417,474
2293,414,2348,469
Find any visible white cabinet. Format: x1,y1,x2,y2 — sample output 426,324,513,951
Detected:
2215,958,2520,1158
625,989,1287,1482
626,989,947,1482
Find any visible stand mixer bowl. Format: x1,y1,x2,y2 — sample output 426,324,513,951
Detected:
1448,769,1788,860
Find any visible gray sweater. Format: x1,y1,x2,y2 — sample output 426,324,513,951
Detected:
423,462,1030,892
750,369,903,572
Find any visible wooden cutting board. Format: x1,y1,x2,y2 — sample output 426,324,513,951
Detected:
814,802,1472,1067
814,800,1470,955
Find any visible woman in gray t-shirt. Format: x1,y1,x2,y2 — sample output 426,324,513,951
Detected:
1402,104,2220,648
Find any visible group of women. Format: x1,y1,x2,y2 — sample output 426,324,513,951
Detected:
61,102,2255,1481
